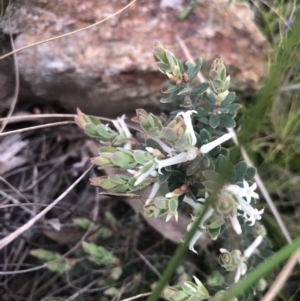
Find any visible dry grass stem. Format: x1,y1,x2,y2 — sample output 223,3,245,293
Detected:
0,121,75,137
119,292,152,301
0,0,137,61
0,165,93,250
261,250,300,301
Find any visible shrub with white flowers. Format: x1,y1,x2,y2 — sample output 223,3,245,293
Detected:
76,42,268,300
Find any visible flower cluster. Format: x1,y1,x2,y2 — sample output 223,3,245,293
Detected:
75,41,266,300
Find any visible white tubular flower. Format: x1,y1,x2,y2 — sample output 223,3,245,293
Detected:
187,206,214,254
152,138,175,157
134,164,157,186
229,212,242,235
183,196,203,211
177,110,197,146
127,169,138,176
243,235,263,258
189,230,203,254
199,132,234,154
155,148,197,174
112,115,132,150
239,180,259,203
112,115,132,139
145,182,160,206
237,195,264,226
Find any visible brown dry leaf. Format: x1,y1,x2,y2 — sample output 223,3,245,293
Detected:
42,228,86,244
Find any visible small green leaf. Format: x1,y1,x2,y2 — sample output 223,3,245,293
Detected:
203,170,222,182
186,58,202,81
84,124,99,137
160,92,180,103
198,117,209,124
104,287,119,296
168,198,178,213
158,168,171,183
215,154,228,174
163,128,178,142
209,114,220,128
199,129,210,142
202,156,210,168
82,242,117,266
181,282,197,295
166,50,177,70
97,227,113,238
219,147,229,158
213,79,223,90
110,267,123,280
235,161,248,182
204,92,217,103
73,217,93,230
111,152,133,166
244,166,257,181
207,227,221,240
191,82,209,95
186,157,201,176
177,87,192,95
219,115,236,128
105,212,117,226
30,249,61,261
221,92,236,106
48,260,73,274
178,59,185,73
109,175,127,185
196,108,208,118
227,103,242,112
162,85,181,94
133,150,148,164
146,138,164,153
156,62,171,72
203,181,222,190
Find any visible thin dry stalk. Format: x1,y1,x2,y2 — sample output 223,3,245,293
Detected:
0,121,74,137
0,0,137,61
0,114,141,132
119,292,152,301
261,250,300,301
64,278,100,301
0,165,93,250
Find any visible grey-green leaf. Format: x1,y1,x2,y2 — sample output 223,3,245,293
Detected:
209,114,220,128
244,166,257,181
219,115,236,128
177,87,192,95
160,92,180,103
235,161,247,182
221,92,236,106
191,82,209,95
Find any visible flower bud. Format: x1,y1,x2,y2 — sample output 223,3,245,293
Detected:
210,59,230,99
74,108,89,129
215,190,235,217
131,109,163,137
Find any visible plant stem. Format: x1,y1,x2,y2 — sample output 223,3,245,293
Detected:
146,201,210,301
